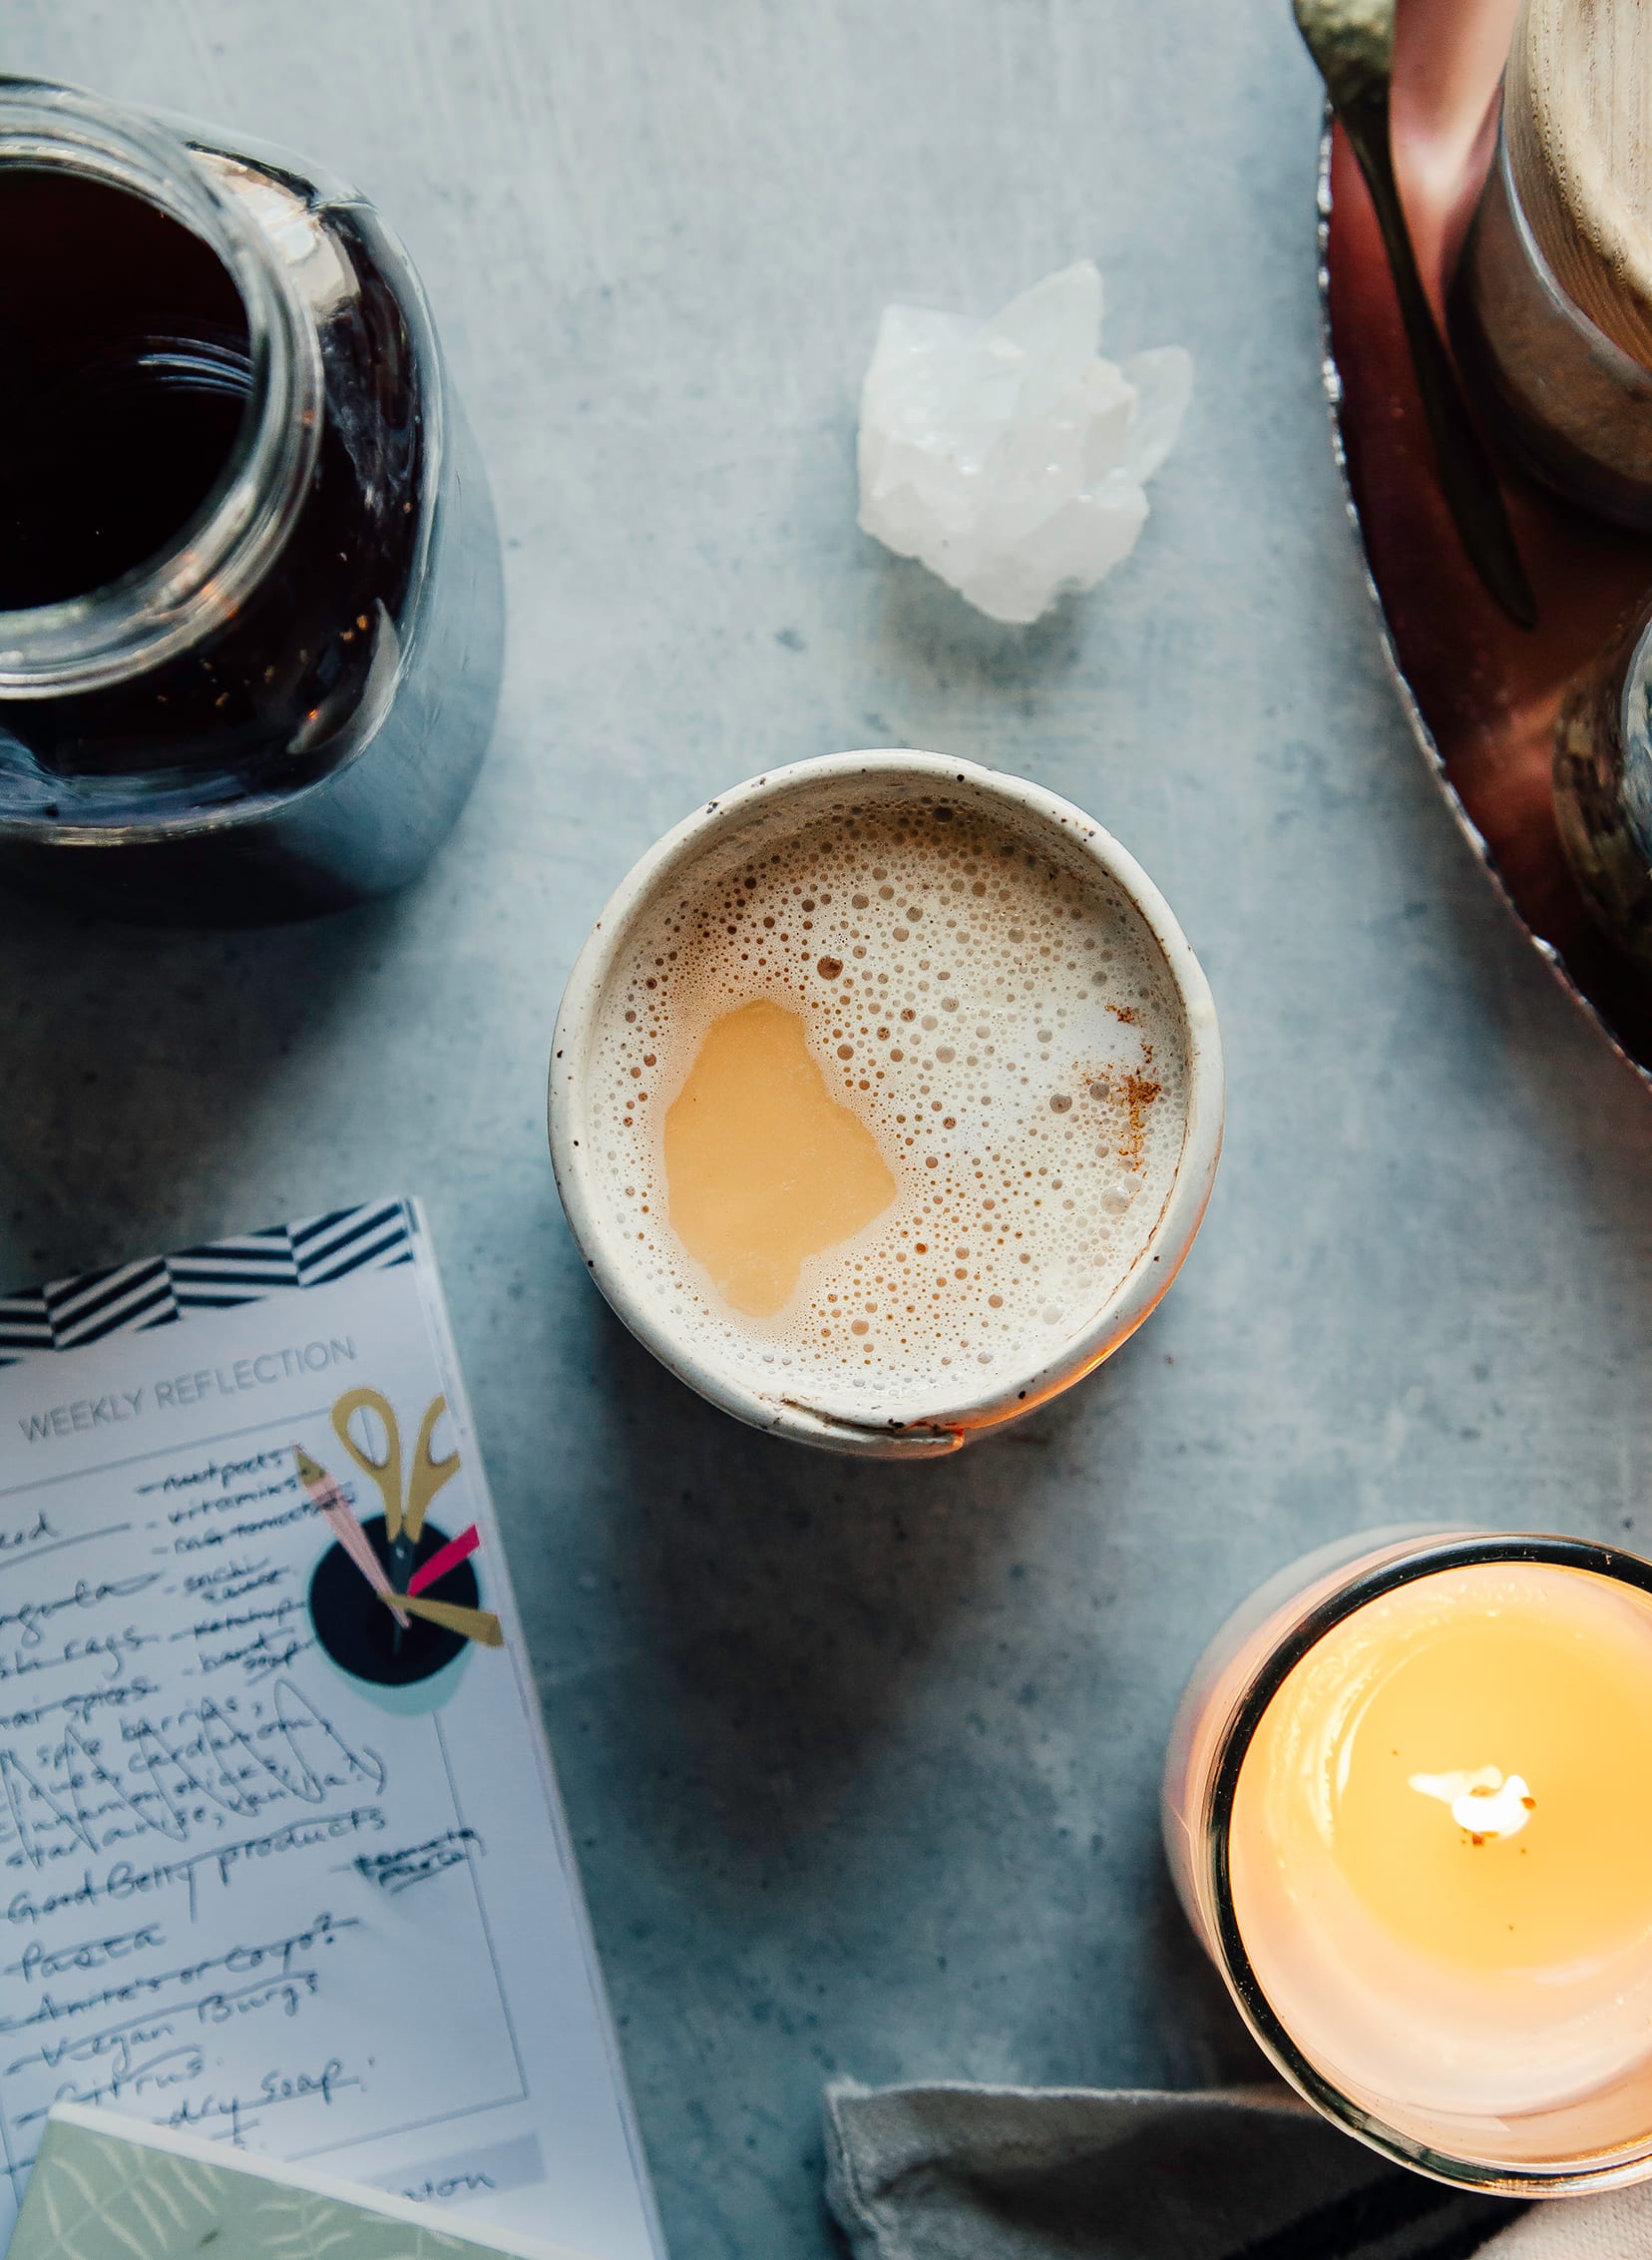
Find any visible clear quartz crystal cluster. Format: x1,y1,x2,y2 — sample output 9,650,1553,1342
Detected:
857,261,1192,626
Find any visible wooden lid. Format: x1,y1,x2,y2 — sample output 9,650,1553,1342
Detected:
1504,0,1652,370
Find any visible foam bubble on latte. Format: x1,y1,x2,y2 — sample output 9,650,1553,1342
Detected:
589,785,1188,1419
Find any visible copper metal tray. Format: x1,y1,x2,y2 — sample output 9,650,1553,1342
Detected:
1322,0,1652,1090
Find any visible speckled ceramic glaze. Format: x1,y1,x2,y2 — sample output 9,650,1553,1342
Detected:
549,750,1224,1456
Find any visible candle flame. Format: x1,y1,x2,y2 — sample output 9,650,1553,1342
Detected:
1408,1764,1534,1840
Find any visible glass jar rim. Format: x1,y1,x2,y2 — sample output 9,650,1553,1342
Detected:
1202,1529,1652,2196
0,75,322,696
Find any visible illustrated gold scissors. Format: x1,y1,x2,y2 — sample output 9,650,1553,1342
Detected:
329,1388,499,1648
331,1387,460,1551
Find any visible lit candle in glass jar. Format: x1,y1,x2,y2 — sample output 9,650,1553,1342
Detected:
1164,1534,1652,2195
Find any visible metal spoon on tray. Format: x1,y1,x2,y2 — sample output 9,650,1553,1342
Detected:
1295,0,1537,629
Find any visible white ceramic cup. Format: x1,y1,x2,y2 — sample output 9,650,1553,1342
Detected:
549,750,1224,1456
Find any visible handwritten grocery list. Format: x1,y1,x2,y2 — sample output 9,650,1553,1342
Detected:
0,1201,660,2260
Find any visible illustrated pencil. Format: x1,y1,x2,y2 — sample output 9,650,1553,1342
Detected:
381,1589,504,1647
293,1444,412,1629
408,1522,481,1596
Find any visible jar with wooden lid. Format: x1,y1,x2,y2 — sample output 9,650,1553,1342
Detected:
1451,0,1652,528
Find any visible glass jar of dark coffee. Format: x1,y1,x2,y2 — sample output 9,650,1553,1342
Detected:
0,78,504,922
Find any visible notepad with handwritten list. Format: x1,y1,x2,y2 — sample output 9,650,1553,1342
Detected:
0,1198,660,2260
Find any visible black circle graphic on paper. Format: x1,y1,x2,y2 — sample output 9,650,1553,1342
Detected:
307,1514,480,1687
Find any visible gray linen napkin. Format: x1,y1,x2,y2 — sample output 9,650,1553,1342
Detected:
823,2082,1652,2259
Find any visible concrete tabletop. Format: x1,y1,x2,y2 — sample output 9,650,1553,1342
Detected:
5,3,1651,2254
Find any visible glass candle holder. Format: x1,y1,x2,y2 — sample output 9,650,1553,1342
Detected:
1163,1530,1652,2196
1451,124,1652,529
1449,0,1652,530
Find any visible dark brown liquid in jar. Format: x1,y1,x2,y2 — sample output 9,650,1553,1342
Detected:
0,165,422,802
0,100,501,923
0,172,251,608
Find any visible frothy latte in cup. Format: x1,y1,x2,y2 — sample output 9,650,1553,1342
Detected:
550,752,1222,1455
